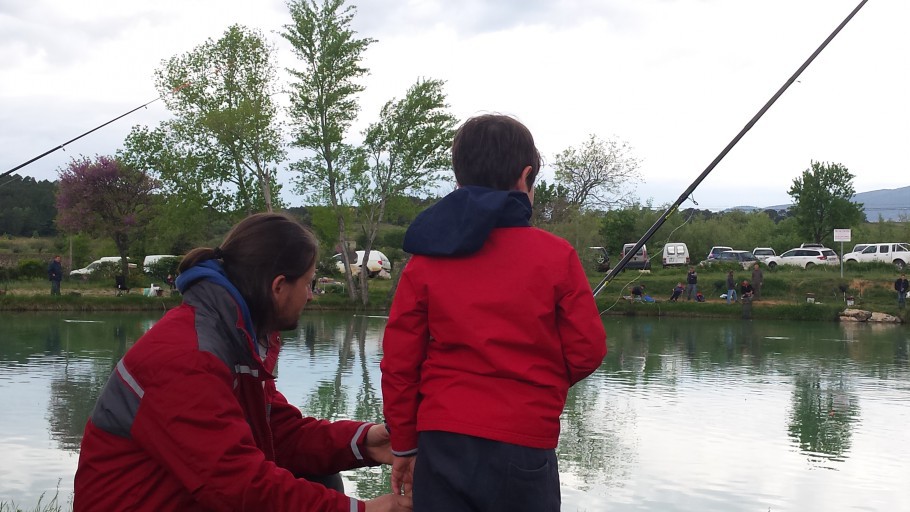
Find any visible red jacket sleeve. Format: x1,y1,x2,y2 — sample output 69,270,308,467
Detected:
557,249,608,385
269,386,378,475
380,267,428,455
129,351,364,512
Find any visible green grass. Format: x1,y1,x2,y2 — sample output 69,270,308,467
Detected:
0,485,68,512
590,263,907,321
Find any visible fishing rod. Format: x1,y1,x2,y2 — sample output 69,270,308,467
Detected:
593,0,869,297
1,82,190,180
1,97,161,179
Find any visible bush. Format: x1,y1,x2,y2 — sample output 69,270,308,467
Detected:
145,256,182,282
17,259,45,279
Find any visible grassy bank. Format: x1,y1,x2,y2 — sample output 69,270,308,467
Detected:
0,277,394,312
2,263,907,322
591,261,908,322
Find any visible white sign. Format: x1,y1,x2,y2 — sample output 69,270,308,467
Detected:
834,229,851,242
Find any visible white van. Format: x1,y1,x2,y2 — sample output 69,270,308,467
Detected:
333,250,392,278
661,243,690,268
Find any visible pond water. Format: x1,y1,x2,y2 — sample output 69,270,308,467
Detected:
1,311,909,510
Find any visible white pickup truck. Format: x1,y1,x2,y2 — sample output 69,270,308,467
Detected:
842,243,910,269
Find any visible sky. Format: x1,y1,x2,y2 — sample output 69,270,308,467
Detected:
1,0,907,211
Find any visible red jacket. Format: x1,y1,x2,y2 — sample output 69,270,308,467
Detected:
75,280,378,511
381,227,607,454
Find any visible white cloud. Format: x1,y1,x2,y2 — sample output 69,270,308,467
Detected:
1,0,906,209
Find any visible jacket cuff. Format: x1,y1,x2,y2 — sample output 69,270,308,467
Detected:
350,422,373,463
353,497,366,512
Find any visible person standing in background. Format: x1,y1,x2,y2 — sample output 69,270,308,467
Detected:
685,266,698,301
895,273,909,308
751,263,764,301
48,255,63,295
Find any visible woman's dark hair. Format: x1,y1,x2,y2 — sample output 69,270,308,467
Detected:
451,114,541,190
179,212,318,334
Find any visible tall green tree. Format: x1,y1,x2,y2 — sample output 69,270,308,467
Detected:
119,124,231,251
282,0,375,299
356,78,456,304
154,24,284,214
552,135,642,210
787,161,864,244
55,156,159,283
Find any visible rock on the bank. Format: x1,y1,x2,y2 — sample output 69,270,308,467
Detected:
839,308,902,323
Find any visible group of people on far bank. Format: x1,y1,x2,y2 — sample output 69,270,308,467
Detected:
666,263,763,304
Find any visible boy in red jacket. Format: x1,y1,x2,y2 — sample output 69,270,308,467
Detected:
380,114,607,511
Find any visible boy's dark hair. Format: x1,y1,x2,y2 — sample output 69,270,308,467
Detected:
451,114,541,190
179,212,318,334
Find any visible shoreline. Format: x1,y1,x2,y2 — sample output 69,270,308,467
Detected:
1,293,904,324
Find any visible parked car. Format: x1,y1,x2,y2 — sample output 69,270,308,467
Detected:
765,247,839,269
661,243,690,268
706,246,733,260
588,246,611,272
752,247,777,262
619,243,651,271
333,250,392,278
70,257,137,276
842,242,910,269
700,250,759,270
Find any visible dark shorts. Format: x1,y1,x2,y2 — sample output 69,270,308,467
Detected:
414,431,559,512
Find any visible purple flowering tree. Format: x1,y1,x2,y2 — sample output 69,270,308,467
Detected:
56,156,159,285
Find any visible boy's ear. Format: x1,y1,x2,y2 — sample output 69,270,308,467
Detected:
514,166,533,193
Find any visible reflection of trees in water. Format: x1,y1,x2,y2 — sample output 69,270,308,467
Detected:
787,371,859,467
557,377,637,489
302,317,356,421
47,323,126,453
297,315,389,498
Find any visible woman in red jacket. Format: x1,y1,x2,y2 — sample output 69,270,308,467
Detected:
75,213,411,512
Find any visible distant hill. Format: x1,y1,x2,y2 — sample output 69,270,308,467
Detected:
728,186,910,221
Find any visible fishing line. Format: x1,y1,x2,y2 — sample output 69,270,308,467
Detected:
593,0,869,297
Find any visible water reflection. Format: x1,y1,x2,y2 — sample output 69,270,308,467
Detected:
3,313,910,510
787,371,859,468
46,322,130,452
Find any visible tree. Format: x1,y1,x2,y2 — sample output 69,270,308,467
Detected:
153,24,285,214
119,124,232,251
552,135,642,210
355,78,456,304
787,161,864,244
55,156,159,283
532,180,574,225
0,174,57,236
282,0,375,300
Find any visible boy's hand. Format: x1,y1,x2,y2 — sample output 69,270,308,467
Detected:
364,423,393,464
365,493,413,512
391,455,416,496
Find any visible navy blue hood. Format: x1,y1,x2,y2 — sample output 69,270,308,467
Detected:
175,260,256,343
403,186,532,256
